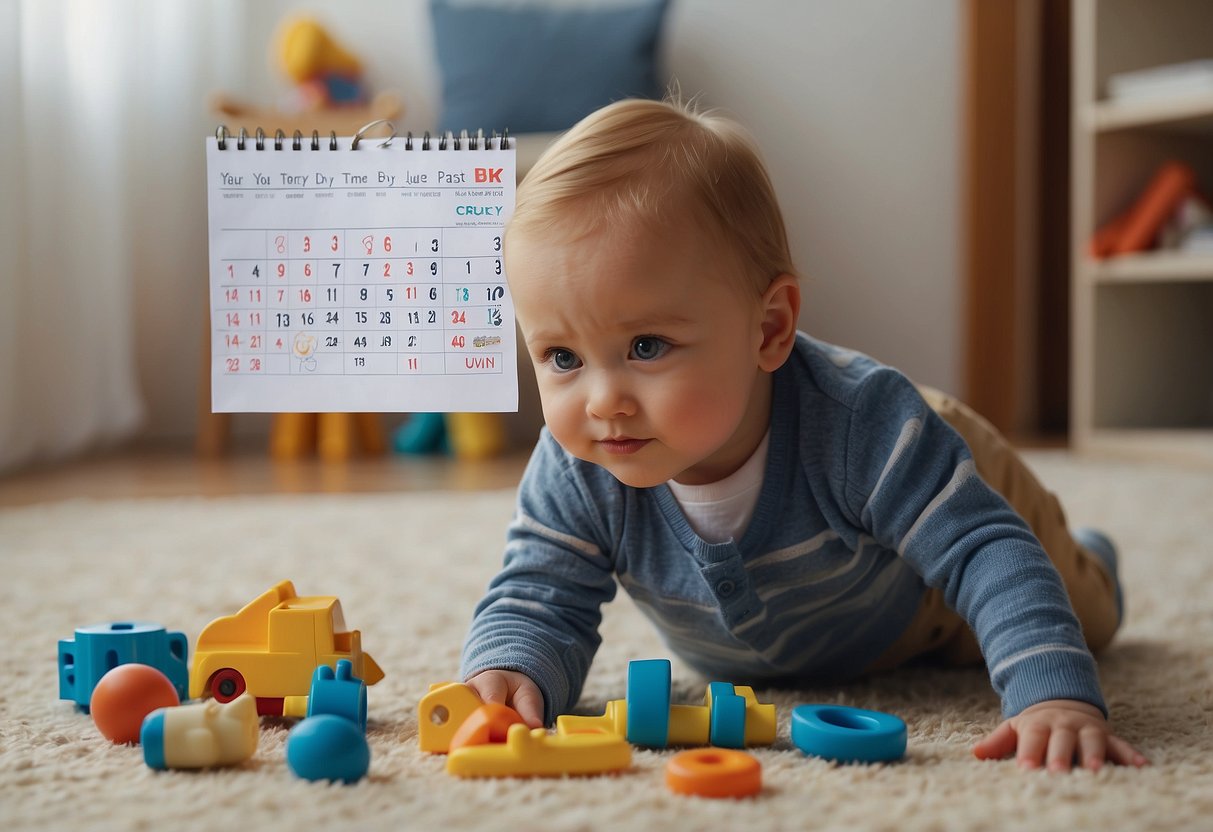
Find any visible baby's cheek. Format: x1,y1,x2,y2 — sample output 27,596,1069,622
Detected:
665,385,738,447
540,392,586,449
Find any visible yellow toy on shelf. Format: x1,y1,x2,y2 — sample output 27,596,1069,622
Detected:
190,580,384,716
446,412,508,461
556,684,777,748
446,723,631,779
277,16,366,111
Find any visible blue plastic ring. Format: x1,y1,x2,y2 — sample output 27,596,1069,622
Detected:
791,704,906,763
708,684,747,749
626,659,671,747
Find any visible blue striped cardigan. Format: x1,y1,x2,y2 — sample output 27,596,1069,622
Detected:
461,334,1104,724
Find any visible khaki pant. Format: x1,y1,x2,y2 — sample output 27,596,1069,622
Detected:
867,387,1120,671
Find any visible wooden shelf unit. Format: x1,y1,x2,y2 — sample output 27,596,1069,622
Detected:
1070,0,1213,466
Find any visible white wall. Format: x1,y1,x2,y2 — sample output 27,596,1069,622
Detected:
665,1,962,393
140,0,961,441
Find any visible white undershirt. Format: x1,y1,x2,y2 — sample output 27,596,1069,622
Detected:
666,430,770,544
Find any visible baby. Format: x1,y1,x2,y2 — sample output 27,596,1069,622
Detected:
460,98,1146,772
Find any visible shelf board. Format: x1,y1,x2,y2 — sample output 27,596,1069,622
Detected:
1085,90,1213,132
1084,251,1213,283
1078,428,1213,468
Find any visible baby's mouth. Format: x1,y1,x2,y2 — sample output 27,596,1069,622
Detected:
598,437,651,455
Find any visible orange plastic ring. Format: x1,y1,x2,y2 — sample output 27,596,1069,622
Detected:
665,748,762,798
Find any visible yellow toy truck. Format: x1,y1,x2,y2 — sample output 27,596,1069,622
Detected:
190,581,383,716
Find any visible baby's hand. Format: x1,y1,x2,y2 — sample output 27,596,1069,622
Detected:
973,699,1148,772
465,669,546,728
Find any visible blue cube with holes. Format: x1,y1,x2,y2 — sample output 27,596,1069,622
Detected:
58,622,189,712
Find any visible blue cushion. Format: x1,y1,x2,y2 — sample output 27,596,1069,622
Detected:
431,0,669,134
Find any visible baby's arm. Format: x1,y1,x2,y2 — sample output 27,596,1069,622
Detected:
973,699,1148,771
460,432,619,725
465,669,546,728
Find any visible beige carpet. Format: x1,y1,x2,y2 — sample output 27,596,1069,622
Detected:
2,451,1211,831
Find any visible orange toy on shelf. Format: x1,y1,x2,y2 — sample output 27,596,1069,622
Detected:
1089,161,1197,259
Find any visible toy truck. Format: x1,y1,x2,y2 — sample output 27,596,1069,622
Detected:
190,580,383,716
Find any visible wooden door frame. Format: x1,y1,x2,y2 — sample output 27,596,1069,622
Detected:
962,0,1070,438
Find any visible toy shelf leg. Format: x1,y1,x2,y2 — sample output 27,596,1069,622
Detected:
318,412,353,461
269,412,386,461
271,413,318,460
355,412,387,455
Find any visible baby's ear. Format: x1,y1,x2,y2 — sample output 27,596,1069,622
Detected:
757,274,801,372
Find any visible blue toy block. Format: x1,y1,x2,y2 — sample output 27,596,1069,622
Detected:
307,659,368,732
707,682,747,749
58,622,189,712
791,704,907,763
626,658,672,748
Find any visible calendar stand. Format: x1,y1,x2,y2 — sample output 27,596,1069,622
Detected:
196,96,403,459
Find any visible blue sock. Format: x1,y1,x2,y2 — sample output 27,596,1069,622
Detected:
1073,527,1123,626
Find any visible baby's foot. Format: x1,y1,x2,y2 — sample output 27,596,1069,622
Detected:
1074,527,1123,625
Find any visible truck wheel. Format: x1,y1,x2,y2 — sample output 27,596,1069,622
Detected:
210,668,246,703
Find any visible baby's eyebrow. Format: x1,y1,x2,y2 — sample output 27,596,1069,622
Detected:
524,330,569,346
615,313,696,330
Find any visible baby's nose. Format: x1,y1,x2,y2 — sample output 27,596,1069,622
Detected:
586,372,636,419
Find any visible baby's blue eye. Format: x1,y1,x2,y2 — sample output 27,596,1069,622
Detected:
547,348,582,371
630,337,669,361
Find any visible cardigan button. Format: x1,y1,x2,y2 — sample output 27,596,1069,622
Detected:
716,579,735,597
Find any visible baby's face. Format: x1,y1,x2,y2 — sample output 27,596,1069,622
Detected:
507,223,773,487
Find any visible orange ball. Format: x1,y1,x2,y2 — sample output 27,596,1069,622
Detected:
90,664,180,744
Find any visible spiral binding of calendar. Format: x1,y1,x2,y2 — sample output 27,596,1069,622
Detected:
214,121,511,152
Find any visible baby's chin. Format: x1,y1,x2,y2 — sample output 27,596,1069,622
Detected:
569,450,675,489
607,469,672,489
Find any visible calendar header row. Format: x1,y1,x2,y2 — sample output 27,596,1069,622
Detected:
216,167,506,191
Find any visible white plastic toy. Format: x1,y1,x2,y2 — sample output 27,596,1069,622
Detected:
141,693,259,769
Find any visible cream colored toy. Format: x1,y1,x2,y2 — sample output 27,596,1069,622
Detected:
141,693,259,769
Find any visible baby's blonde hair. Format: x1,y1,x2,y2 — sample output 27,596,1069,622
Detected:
508,97,795,296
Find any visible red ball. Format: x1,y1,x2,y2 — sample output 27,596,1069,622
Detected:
90,664,180,744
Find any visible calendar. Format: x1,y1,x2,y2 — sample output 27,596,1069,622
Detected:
205,129,517,413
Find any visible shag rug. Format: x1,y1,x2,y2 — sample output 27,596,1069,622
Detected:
2,451,1211,832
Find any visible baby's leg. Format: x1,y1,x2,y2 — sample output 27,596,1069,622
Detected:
914,385,1121,664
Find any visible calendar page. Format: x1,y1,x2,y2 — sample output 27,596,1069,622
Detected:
205,135,517,413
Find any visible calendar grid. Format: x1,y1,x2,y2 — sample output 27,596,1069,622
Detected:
206,136,517,412
212,226,510,377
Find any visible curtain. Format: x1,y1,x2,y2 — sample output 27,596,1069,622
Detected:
0,0,250,472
